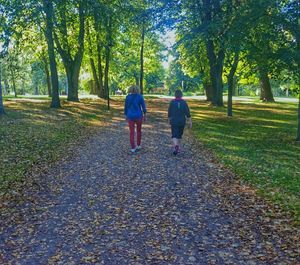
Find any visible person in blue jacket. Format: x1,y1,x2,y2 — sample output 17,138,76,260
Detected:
124,85,147,153
168,89,192,155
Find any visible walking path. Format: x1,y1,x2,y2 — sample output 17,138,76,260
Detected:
0,104,299,264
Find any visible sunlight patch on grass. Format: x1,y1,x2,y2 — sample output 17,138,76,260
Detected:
0,98,111,193
190,100,300,224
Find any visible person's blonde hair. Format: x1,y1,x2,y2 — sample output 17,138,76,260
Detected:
128,85,140,94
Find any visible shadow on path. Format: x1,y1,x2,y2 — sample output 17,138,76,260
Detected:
0,106,299,264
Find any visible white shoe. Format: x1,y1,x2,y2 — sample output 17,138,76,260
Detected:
131,148,136,153
136,145,141,150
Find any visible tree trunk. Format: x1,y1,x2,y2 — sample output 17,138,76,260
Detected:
86,22,101,97
203,0,224,106
259,69,274,102
93,13,104,99
297,92,300,141
54,1,85,102
203,82,213,102
4,77,9,95
34,85,39,95
43,0,60,108
104,46,110,104
228,79,233,117
10,69,17,98
104,16,112,109
140,25,145,95
227,51,239,117
97,45,104,98
65,63,81,102
206,42,224,107
232,76,237,96
0,61,6,115
89,58,99,95
43,59,52,97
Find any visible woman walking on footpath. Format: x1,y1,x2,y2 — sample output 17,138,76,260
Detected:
168,89,192,155
124,85,147,153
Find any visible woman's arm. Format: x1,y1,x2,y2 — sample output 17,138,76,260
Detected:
185,102,192,128
140,96,147,115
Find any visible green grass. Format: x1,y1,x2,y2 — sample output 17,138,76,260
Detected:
190,100,300,224
0,98,111,193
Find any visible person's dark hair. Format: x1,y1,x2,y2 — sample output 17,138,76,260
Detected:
175,89,183,98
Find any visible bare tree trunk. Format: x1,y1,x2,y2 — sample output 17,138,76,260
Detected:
64,63,81,102
43,0,61,108
34,85,39,95
0,61,6,115
104,45,110,107
140,25,145,95
11,69,17,98
297,91,300,141
4,77,9,95
86,22,100,97
97,44,104,98
41,55,52,97
227,51,239,117
45,63,51,97
259,68,274,102
203,82,213,102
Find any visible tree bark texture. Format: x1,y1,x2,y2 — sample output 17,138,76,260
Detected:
11,69,17,98
297,92,300,141
43,0,61,108
86,21,101,97
203,0,224,106
0,62,6,115
54,1,85,102
227,52,239,117
203,82,213,102
45,63,52,97
259,68,274,102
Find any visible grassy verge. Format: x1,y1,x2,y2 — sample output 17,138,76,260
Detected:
190,100,300,224
0,98,113,193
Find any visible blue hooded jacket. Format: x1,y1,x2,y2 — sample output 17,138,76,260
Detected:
124,94,147,120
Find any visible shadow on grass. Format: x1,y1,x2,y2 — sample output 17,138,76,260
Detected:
189,99,300,223
0,98,121,193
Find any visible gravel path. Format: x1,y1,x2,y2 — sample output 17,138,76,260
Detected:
0,107,299,264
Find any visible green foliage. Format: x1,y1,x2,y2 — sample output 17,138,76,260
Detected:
165,52,202,95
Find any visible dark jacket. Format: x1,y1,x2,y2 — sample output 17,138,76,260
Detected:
168,98,191,126
124,93,147,120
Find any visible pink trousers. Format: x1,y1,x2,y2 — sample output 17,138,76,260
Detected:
128,118,143,149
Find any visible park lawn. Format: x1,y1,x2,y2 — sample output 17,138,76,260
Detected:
190,100,300,224
0,98,112,194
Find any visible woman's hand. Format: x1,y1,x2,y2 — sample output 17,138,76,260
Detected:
143,114,147,123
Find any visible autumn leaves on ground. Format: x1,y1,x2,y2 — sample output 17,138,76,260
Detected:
0,97,299,263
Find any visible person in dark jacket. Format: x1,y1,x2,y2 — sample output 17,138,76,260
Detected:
124,85,147,153
168,89,192,155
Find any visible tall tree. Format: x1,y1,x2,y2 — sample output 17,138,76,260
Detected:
226,51,239,116
43,0,60,108
54,0,85,102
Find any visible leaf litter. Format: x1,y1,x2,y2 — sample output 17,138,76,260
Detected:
0,100,299,264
